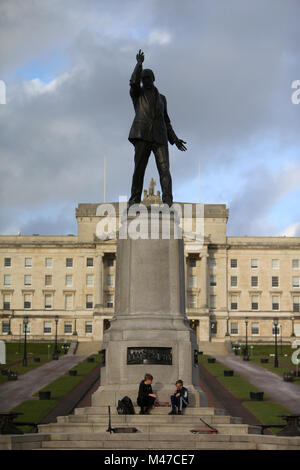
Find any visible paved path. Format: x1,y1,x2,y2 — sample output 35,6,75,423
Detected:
214,354,300,414
0,354,89,411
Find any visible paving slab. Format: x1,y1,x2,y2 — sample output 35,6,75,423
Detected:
214,354,300,413
0,354,89,411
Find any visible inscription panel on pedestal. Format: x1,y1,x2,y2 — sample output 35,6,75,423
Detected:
127,347,172,365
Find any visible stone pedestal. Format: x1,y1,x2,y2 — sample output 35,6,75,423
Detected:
92,208,207,407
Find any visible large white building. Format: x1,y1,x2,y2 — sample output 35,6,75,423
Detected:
1,187,300,349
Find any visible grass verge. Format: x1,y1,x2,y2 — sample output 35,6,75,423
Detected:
199,354,293,434
9,354,100,433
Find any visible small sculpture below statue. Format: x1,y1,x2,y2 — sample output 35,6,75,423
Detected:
142,178,162,206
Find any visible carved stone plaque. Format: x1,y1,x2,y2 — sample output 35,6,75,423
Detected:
127,347,172,365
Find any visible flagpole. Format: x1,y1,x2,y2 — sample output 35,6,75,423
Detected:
104,156,106,203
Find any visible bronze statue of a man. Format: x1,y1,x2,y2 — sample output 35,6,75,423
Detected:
128,50,187,207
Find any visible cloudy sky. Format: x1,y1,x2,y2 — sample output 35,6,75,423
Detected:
0,0,300,237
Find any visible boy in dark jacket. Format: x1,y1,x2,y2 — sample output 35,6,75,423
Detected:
137,373,157,415
168,380,189,415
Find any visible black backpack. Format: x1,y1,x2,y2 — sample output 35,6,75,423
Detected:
117,396,135,415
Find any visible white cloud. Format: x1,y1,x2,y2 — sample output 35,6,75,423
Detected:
148,30,171,45
280,222,300,237
1,0,300,236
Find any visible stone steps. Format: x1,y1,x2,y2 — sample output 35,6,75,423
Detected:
2,432,300,451
56,414,243,425
74,406,227,416
30,433,300,451
38,421,255,435
75,341,102,355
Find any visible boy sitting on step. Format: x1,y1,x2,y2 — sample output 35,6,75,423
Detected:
168,380,189,415
137,373,157,415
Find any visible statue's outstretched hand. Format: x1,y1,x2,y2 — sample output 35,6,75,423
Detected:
175,139,187,151
136,49,144,64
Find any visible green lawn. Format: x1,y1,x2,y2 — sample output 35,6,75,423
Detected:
244,401,291,434
9,400,58,434
199,354,294,434
0,342,70,385
9,353,101,433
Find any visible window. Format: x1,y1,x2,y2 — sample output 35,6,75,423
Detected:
293,296,300,312
25,257,32,267
4,275,11,286
251,323,260,335
106,274,114,287
2,321,10,334
293,277,300,288
230,276,238,287
45,294,53,309
3,294,10,310
65,294,73,310
272,295,279,311
251,259,258,268
210,321,217,334
43,322,52,334
251,276,258,287
272,276,279,287
4,257,11,267
66,258,73,267
210,294,216,309
86,294,93,309
24,294,31,309
292,259,299,269
45,258,53,268
230,295,238,310
230,322,238,335
189,259,196,268
106,294,114,308
107,258,114,267
210,275,216,287
251,295,259,310
45,275,52,286
87,257,94,267
189,275,197,288
230,259,237,268
272,259,279,269
24,275,32,286
209,258,217,268
85,274,94,287
65,275,73,287
64,322,72,334
85,322,93,334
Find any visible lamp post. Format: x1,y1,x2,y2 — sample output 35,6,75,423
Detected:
274,317,279,368
225,316,230,337
53,315,59,359
22,316,29,366
243,317,249,360
291,316,296,338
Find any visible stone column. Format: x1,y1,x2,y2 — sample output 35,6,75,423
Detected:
95,253,104,308
200,249,208,309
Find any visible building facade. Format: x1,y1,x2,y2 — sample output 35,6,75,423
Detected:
1,194,300,347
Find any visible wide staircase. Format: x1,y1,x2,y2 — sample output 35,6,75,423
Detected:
75,341,102,355
3,405,300,450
